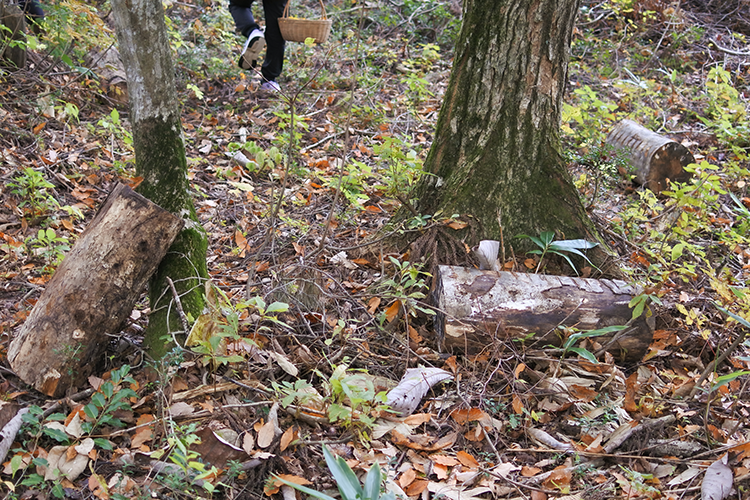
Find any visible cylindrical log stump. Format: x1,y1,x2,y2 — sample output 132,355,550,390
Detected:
606,119,694,193
0,3,27,69
432,266,653,364
8,183,183,397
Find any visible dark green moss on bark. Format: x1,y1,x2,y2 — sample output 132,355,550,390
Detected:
134,117,208,358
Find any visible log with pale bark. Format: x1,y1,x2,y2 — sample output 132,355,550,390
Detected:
8,183,183,397
432,266,653,363
606,119,694,193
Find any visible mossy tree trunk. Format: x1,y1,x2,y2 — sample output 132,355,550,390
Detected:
413,0,606,261
111,0,208,358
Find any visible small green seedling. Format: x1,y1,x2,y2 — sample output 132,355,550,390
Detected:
518,231,599,275
276,445,395,500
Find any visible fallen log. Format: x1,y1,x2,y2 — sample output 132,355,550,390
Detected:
606,119,693,193
432,266,653,364
8,183,183,397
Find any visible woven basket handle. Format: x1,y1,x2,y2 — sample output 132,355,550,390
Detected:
283,0,328,20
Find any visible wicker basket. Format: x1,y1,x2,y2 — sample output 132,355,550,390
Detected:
278,0,332,43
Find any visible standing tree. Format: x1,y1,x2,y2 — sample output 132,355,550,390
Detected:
412,0,610,268
111,0,209,357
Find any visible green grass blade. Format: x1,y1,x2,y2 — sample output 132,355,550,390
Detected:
323,445,363,500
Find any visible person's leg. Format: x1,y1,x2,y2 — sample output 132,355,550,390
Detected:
18,0,44,32
260,0,287,82
230,0,266,70
228,0,258,36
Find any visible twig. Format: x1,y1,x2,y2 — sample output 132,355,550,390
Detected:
0,408,29,464
166,276,190,334
711,37,750,57
689,326,748,399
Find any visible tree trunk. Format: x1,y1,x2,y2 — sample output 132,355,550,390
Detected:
432,266,652,364
412,0,607,264
111,0,209,358
8,184,183,396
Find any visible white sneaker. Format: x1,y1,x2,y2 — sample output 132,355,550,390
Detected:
238,28,265,70
259,80,281,93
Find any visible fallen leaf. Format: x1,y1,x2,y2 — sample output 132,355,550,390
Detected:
257,420,276,449
512,394,524,414
43,446,88,481
265,474,311,496
384,300,401,323
168,402,195,418
399,467,416,488
386,367,453,416
280,426,296,452
701,455,733,500
367,297,381,314
405,479,428,496
242,432,255,454
456,450,479,469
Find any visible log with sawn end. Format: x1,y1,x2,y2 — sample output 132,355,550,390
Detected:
432,266,653,364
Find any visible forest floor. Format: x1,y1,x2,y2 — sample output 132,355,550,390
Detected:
1,0,750,499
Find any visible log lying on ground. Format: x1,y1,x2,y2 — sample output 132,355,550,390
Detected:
8,183,183,397
606,119,693,193
432,266,653,364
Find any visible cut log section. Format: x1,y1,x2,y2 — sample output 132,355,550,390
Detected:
606,119,694,193
432,266,653,364
8,183,183,397
0,2,27,69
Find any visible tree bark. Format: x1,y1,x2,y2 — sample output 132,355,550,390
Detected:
8,184,183,396
411,0,608,265
433,266,652,363
111,0,209,358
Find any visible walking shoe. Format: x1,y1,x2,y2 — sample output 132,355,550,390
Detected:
238,28,265,70
259,80,281,93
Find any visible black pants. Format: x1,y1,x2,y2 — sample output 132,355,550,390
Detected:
228,0,288,82
18,0,44,25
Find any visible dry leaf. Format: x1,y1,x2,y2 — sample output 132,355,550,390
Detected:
702,455,733,500
268,351,299,377
242,432,255,454
257,420,276,448
384,300,401,323
168,402,195,418
386,367,453,416
280,426,296,452
456,450,479,469
405,479,428,496
399,467,416,488
43,446,88,481
367,297,381,314
512,394,524,414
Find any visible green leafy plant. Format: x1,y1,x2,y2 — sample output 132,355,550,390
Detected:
276,445,395,500
83,365,137,442
188,282,291,368
8,167,60,216
151,423,220,495
376,257,435,323
517,231,599,275
26,228,71,266
323,364,388,430
557,324,627,363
